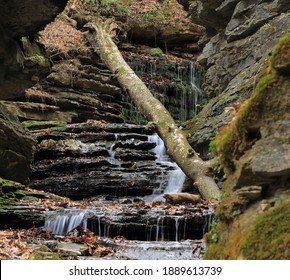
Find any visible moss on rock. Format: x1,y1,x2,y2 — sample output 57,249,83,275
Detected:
271,32,290,74
213,69,278,172
0,178,26,208
32,245,64,260
22,120,66,132
0,177,52,208
145,47,164,57
239,200,290,259
204,33,290,260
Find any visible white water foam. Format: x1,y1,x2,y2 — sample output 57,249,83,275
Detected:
144,133,186,202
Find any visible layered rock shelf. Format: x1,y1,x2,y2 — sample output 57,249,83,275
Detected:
26,120,216,243
44,197,215,242
30,122,178,199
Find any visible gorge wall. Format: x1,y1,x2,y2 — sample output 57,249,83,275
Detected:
182,0,290,259
0,0,67,184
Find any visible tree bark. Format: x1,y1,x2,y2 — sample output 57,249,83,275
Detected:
87,22,220,200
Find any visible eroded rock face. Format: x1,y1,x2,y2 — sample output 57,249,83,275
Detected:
0,0,67,37
185,2,290,157
0,0,67,99
188,0,226,34
225,0,290,42
188,0,290,38
0,102,35,184
3,57,125,124
201,29,290,260
0,204,45,228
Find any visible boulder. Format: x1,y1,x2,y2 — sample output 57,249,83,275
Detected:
58,243,89,257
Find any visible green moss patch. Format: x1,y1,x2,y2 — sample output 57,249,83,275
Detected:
145,47,164,57
213,67,278,172
0,178,51,208
212,34,290,171
239,200,290,259
22,120,66,133
0,178,26,208
32,245,64,260
271,32,290,74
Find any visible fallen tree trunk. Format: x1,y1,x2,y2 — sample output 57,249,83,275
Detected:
87,22,220,200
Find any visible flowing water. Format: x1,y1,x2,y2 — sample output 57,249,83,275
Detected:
42,60,214,259
44,208,96,235
43,135,214,244
44,134,187,234
123,56,205,123
144,134,186,202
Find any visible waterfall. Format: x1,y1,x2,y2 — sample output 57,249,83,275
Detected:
156,216,165,241
147,133,168,161
108,133,121,166
174,216,182,242
144,133,186,202
189,63,203,116
183,217,187,241
147,225,153,241
44,209,93,235
97,215,102,236
123,53,204,123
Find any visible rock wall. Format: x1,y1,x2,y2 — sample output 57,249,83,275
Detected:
29,122,173,199
182,1,290,259
0,103,35,184
184,0,290,157
0,0,67,99
0,0,67,184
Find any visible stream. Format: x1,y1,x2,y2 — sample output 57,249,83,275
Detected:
43,134,215,259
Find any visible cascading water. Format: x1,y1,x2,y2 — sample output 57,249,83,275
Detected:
189,63,201,116
123,54,205,123
43,132,201,241
144,133,186,202
44,209,95,235
41,57,213,251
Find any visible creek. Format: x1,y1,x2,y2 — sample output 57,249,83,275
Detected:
42,132,215,259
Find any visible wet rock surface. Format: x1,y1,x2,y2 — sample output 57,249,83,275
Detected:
0,204,45,229
29,122,178,199
123,52,204,122
43,194,215,242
